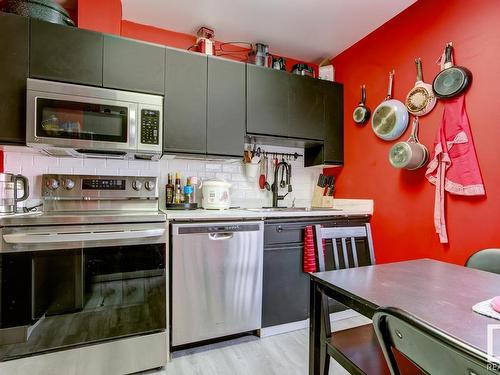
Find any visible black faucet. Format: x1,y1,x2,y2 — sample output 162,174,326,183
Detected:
272,161,289,208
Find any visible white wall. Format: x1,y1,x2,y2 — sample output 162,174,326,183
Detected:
3,145,321,210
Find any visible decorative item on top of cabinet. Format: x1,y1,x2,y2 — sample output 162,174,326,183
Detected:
372,70,409,141
353,85,371,125
405,58,436,116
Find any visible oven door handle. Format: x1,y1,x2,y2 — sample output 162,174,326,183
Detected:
3,228,165,244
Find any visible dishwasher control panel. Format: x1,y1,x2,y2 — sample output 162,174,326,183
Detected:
174,223,262,235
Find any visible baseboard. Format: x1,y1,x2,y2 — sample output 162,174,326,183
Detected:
258,309,362,338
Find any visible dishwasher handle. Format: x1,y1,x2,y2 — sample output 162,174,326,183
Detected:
208,232,234,241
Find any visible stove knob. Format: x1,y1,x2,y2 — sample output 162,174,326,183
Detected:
64,178,75,190
132,180,143,191
46,178,59,190
145,181,156,191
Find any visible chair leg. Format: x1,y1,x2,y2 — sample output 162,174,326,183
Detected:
320,345,330,375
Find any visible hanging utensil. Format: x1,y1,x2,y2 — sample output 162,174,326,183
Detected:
258,156,266,189
372,71,409,141
432,43,472,99
388,117,428,170
353,85,371,125
264,155,271,191
405,58,436,116
279,159,286,188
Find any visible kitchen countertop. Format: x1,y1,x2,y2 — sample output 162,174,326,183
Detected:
162,199,373,221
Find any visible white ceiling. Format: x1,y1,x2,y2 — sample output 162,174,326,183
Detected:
121,0,416,62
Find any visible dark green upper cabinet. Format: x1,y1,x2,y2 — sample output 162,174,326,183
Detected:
304,81,344,166
30,19,103,86
288,75,325,140
164,49,207,154
103,36,165,95
0,12,29,144
246,65,289,137
207,57,246,157
323,82,344,163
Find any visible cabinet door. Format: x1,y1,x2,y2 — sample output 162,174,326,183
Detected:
323,82,344,163
207,57,245,157
164,49,207,154
30,19,103,86
262,245,310,327
103,36,165,95
288,75,325,140
246,65,289,137
0,12,29,144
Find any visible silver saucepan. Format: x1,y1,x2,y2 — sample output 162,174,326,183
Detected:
388,117,428,170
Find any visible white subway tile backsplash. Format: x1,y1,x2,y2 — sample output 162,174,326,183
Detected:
205,163,222,172
215,173,231,181
4,144,318,208
59,158,83,168
222,164,242,174
48,166,71,174
105,159,129,169
83,159,106,168
96,168,118,176
73,167,97,175
128,160,151,170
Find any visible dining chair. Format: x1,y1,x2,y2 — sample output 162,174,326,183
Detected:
373,306,497,375
466,248,500,275
314,224,420,375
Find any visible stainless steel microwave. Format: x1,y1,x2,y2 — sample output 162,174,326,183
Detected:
26,79,163,160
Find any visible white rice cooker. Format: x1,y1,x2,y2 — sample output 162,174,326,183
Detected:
201,180,231,210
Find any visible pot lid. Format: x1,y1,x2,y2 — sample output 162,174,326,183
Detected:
389,142,412,168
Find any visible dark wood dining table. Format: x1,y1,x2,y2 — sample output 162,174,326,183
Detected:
308,258,500,374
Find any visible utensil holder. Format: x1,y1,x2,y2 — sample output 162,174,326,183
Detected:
245,162,259,178
311,186,334,208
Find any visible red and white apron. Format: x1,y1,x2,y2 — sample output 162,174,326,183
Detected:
425,95,485,243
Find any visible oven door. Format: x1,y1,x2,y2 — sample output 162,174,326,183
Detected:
0,222,167,362
27,89,137,155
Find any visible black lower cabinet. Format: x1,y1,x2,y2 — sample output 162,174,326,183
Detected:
262,244,310,327
262,216,371,328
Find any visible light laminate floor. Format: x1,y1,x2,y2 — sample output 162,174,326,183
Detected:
143,315,370,375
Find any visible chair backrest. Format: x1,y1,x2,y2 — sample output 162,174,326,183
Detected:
373,307,497,375
314,223,375,272
466,249,500,275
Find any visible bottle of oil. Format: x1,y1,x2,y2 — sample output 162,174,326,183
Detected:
174,172,182,204
166,173,174,205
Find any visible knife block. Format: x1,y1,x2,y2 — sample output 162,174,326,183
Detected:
311,186,334,208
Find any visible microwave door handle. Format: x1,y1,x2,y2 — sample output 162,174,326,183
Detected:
3,228,165,244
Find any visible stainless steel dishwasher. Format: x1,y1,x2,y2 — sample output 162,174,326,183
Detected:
171,221,264,347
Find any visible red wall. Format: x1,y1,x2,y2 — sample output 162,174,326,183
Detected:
77,0,122,35
331,0,500,265
121,20,196,50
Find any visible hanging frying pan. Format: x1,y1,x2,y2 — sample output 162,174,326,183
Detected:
353,85,371,125
405,58,436,116
372,71,409,141
433,43,472,99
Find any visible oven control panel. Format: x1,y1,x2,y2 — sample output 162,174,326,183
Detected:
42,175,158,200
140,109,160,145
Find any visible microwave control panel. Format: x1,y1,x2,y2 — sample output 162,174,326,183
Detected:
140,109,160,145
